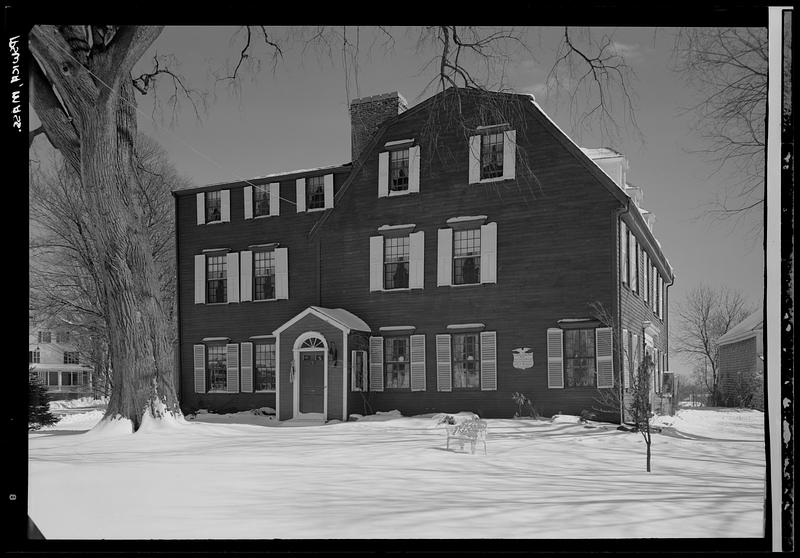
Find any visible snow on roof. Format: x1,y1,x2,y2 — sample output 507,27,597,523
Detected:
718,309,763,345
172,163,351,193
580,147,624,160
309,306,371,333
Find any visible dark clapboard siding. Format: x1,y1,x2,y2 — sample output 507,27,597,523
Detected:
322,93,621,419
176,170,349,413
175,90,672,421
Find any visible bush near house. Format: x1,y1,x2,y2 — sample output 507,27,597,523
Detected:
29,370,58,431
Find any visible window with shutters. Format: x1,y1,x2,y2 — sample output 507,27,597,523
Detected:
480,132,504,179
453,333,480,389
207,343,227,392
29,350,40,364
254,341,276,392
254,250,276,300
306,175,325,210
253,185,270,217
385,336,410,389
351,350,368,391
389,149,409,192
63,351,80,364
206,255,227,303
563,329,596,387
206,190,223,223
453,228,481,285
384,236,410,289
38,331,51,344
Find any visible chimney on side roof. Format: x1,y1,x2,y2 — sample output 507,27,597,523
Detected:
350,92,407,162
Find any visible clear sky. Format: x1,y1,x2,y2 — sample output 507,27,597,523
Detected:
31,26,766,379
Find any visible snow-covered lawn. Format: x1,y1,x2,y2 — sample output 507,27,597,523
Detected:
28,406,766,539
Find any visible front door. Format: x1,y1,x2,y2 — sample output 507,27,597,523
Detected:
299,350,325,413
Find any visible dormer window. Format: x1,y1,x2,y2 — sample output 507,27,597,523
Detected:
389,149,409,192
295,174,333,212
480,132,504,179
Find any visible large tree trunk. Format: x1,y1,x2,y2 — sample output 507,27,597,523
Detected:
30,25,179,431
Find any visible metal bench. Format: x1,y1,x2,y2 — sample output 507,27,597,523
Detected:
444,418,488,455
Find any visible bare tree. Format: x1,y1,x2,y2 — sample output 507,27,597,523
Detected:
631,353,655,472
30,132,189,407
673,284,754,406
673,28,767,234
29,25,640,431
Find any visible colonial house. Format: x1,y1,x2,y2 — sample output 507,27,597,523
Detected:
717,308,764,409
172,88,674,423
29,324,93,400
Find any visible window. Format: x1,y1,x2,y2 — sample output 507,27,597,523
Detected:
306,175,325,210
453,229,481,285
63,352,79,364
384,236,409,289
564,329,596,387
351,350,368,391
206,190,222,223
48,371,59,387
61,371,78,386
480,132,504,179
254,251,276,300
385,336,410,389
38,331,51,344
56,331,70,344
206,255,227,303
452,333,480,389
254,342,276,391
29,350,40,364
621,223,628,286
207,344,227,391
389,149,409,192
254,185,270,217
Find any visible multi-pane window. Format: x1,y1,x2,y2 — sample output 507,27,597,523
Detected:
385,336,410,389
384,236,409,289
254,185,270,217
564,329,596,387
351,350,367,391
207,344,227,391
621,224,628,286
254,251,276,300
306,175,325,210
480,132,504,179
389,149,409,192
453,229,481,285
206,255,227,303
63,352,79,364
254,342,276,391
206,190,222,222
29,350,40,364
38,331,51,344
61,371,82,386
47,371,59,387
56,331,70,344
453,333,480,389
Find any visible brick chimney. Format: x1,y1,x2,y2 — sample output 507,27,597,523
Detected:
350,92,408,162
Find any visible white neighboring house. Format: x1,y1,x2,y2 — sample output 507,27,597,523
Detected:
29,326,93,400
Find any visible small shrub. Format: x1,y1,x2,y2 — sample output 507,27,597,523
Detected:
28,371,58,431
512,392,538,418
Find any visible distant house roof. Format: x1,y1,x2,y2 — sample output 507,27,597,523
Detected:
718,309,763,346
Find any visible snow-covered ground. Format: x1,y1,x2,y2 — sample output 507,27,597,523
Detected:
28,406,766,539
